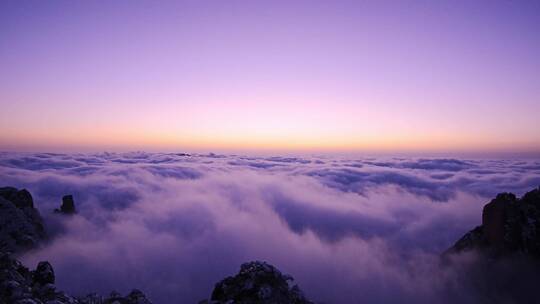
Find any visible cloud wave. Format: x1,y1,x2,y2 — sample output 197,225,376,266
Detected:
0,152,539,303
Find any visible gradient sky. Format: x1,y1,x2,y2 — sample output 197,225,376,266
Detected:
1,0,539,153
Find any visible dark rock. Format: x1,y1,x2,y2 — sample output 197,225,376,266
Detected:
0,252,152,304
0,187,151,304
0,252,75,304
0,187,46,254
78,289,152,304
124,289,153,304
449,226,485,252
447,186,540,258
207,261,313,304
61,195,76,214
0,187,34,209
33,261,55,285
55,194,77,215
0,252,36,303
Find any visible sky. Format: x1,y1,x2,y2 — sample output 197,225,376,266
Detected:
1,1,539,154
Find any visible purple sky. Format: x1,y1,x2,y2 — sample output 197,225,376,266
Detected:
1,1,539,153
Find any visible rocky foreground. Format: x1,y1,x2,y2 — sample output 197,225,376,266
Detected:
443,187,540,304
0,187,313,304
0,252,151,304
0,187,154,304
201,261,313,304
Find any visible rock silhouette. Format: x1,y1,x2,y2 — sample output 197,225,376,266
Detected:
0,187,46,254
204,261,313,304
0,252,152,304
448,186,540,258
0,187,34,209
55,194,77,214
0,187,152,304
443,187,540,303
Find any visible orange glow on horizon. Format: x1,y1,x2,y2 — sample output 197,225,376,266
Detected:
2,125,539,155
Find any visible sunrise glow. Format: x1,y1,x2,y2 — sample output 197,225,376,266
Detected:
1,1,539,154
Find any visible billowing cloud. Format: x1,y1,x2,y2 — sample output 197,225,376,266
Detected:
0,152,539,303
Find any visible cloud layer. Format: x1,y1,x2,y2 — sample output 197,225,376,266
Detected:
1,152,539,303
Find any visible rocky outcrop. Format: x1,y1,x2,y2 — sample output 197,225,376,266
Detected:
0,187,152,303
78,289,152,304
448,187,540,258
444,188,540,303
0,252,152,304
203,261,312,304
55,194,76,215
0,187,46,254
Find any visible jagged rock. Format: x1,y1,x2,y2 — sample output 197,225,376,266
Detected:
0,252,75,304
0,187,34,209
447,186,540,258
444,188,540,304
0,187,46,254
55,195,76,215
0,187,151,304
33,261,55,285
77,289,152,304
124,289,153,304
0,252,152,304
206,261,312,304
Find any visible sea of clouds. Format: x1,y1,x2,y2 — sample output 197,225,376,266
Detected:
1,151,539,303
